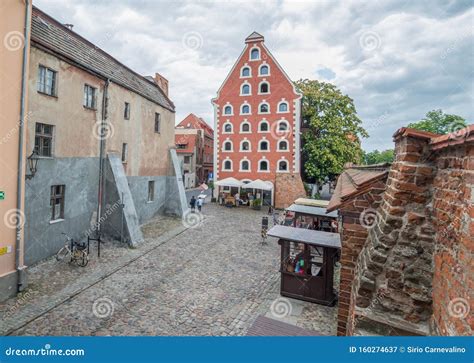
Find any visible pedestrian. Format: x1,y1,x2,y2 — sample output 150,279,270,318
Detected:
190,195,196,212
197,197,203,212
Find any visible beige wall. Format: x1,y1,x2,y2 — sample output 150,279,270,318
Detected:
27,46,175,177
0,0,30,278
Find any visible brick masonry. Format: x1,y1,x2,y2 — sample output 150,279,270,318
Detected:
274,173,306,209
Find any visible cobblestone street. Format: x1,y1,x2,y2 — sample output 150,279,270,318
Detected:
1,201,337,336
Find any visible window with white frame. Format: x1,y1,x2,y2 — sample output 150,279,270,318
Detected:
278,159,289,172
223,122,233,133
259,120,269,132
278,120,290,131
240,140,251,151
241,121,251,133
259,139,269,151
223,140,233,151
259,64,269,76
259,102,270,114
240,159,250,171
223,105,233,115
278,139,289,151
259,82,269,94
241,103,251,115
241,83,251,95
278,101,289,113
258,159,269,172
250,47,260,60
223,159,232,171
241,66,251,77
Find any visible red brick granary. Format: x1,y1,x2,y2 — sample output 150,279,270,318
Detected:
212,32,306,208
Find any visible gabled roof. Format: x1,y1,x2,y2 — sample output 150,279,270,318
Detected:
31,7,174,112
327,163,391,212
245,31,264,43
177,113,213,137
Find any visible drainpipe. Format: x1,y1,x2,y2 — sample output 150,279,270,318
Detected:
16,0,32,292
96,79,110,235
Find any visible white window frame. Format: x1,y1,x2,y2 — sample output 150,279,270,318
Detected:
258,101,270,114
240,65,252,78
277,100,290,113
222,159,233,171
277,159,289,172
277,120,290,132
222,139,233,152
277,139,289,152
258,81,270,95
240,102,251,115
240,121,251,134
258,159,270,173
258,139,270,152
258,119,270,133
223,104,233,116
222,121,233,134
240,82,252,96
250,46,260,61
258,63,270,77
240,139,251,152
239,159,251,172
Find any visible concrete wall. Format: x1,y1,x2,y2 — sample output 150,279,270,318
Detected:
128,175,169,223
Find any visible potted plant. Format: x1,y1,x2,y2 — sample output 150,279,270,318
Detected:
252,198,262,210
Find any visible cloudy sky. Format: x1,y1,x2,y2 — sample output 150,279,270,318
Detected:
34,0,473,151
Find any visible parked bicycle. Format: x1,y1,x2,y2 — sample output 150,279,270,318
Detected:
56,233,89,267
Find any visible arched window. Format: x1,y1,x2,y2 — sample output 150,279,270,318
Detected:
259,102,269,114
259,140,269,151
278,140,288,151
278,121,289,131
223,140,233,151
259,82,269,94
223,159,232,171
223,105,233,115
259,159,269,172
223,122,232,133
241,122,251,133
259,64,269,76
241,84,251,95
250,48,260,60
240,159,250,171
240,140,250,151
241,67,250,77
278,160,288,171
278,101,289,113
259,120,269,132
241,104,251,115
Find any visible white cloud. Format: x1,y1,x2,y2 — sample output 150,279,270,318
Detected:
34,0,473,151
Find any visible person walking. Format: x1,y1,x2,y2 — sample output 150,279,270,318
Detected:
190,195,196,212
196,197,203,212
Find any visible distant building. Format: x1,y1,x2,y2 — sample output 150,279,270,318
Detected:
175,113,214,188
212,32,306,208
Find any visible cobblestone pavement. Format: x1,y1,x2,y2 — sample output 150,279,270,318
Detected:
2,202,337,336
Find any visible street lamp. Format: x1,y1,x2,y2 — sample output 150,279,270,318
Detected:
25,150,39,180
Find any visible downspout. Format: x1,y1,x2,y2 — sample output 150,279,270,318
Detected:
15,0,32,292
96,79,110,234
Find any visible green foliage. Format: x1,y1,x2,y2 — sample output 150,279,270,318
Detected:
295,79,368,184
363,149,394,165
407,109,466,135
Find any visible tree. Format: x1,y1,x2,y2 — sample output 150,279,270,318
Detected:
363,149,394,165
295,79,368,186
407,109,467,135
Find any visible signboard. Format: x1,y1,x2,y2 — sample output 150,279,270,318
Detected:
0,191,4,200
0,246,12,256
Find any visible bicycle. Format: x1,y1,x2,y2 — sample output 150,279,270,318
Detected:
56,233,89,267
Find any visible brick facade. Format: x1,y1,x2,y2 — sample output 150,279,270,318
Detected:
274,173,307,209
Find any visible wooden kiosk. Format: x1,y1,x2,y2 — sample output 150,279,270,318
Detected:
285,203,338,232
268,225,341,306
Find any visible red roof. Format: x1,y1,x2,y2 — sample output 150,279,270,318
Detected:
175,133,197,154
177,113,213,138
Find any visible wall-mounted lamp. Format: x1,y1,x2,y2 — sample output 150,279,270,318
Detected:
25,150,39,180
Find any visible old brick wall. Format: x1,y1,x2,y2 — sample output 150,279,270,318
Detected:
274,173,306,209
431,142,473,336
336,182,386,336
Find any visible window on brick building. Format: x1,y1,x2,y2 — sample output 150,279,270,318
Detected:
34,122,54,157
50,184,65,221
259,140,269,151
278,121,289,131
259,120,269,132
241,140,250,151
259,64,269,76
278,101,289,113
259,102,269,114
223,160,232,171
241,84,251,95
241,122,251,133
223,141,233,151
278,160,289,172
259,82,269,94
240,159,250,171
250,48,260,60
224,105,233,115
258,159,269,172
241,67,251,77
241,104,251,115
223,123,233,133
278,140,289,151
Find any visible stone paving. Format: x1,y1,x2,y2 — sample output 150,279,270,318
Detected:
1,201,337,336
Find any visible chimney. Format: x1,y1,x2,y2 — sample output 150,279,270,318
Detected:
153,72,169,97
63,24,74,30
